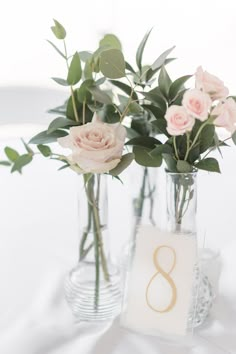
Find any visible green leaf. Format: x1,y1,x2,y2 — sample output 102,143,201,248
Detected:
29,130,68,144
51,77,69,86
109,80,138,100
11,154,33,173
126,136,161,149
136,28,153,71
102,104,120,123
142,104,165,119
232,130,236,145
46,40,66,59
195,158,220,173
77,79,93,103
79,51,92,62
151,46,175,71
158,66,172,97
169,75,192,100
51,19,66,40
133,146,162,167
99,34,122,50
67,52,82,85
163,154,177,172
199,125,215,153
151,119,168,135
150,144,173,157
47,117,78,134
0,161,11,166
109,153,134,176
4,147,19,162
176,160,193,173
125,61,136,74
21,139,34,154
146,58,176,82
95,77,106,86
88,86,112,104
141,89,167,112
37,145,52,157
100,49,126,79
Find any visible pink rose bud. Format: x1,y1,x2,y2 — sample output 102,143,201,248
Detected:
212,98,236,134
165,105,195,136
195,66,229,101
182,88,212,121
58,114,126,174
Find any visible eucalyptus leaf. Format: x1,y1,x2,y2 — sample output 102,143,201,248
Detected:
158,66,172,98
177,160,192,173
151,119,168,135
126,136,161,149
109,80,138,100
232,130,236,145
99,34,122,50
109,153,134,176
151,46,175,71
46,40,66,59
136,28,153,71
37,145,52,157
141,90,167,112
163,153,177,172
169,75,192,100
79,51,92,62
150,144,173,157
88,86,112,104
47,117,78,134
133,146,162,167
4,147,19,162
51,77,69,86
142,104,165,119
125,61,136,74
51,19,66,40
29,130,68,144
100,49,126,79
0,161,11,166
195,158,220,173
11,154,33,173
67,52,82,85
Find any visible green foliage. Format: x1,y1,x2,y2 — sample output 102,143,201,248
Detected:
232,130,236,145
46,40,66,59
29,130,68,144
195,158,221,173
88,86,112,104
126,136,161,149
158,66,172,98
133,146,162,167
151,46,175,71
51,77,69,86
109,80,138,100
67,52,82,85
99,34,122,50
37,145,52,157
136,28,153,71
109,153,134,176
100,49,126,79
11,154,33,173
169,75,192,101
176,160,192,173
51,19,66,40
4,147,19,162
47,117,78,134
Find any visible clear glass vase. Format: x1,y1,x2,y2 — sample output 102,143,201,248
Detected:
64,174,121,321
166,171,214,329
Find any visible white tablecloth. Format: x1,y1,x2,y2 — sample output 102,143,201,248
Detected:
0,88,236,354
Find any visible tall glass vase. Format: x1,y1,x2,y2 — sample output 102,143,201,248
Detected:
166,171,214,328
65,174,121,321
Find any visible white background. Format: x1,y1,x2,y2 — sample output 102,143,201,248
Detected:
0,0,236,90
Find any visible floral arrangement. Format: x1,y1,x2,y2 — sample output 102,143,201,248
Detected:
1,21,236,312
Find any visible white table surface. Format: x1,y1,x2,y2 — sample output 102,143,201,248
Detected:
0,87,236,354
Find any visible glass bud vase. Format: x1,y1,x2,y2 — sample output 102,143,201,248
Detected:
65,174,121,321
166,171,214,328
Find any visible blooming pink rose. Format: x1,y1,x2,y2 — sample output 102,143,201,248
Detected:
58,114,126,173
165,105,195,136
182,88,211,121
212,98,236,134
195,66,229,100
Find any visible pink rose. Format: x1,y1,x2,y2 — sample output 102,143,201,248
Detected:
58,114,126,173
182,88,211,121
195,66,229,101
165,105,195,136
212,98,236,134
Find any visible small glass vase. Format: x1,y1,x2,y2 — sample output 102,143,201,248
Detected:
64,174,121,321
166,171,214,329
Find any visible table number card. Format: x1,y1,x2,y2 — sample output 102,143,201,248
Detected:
121,225,197,336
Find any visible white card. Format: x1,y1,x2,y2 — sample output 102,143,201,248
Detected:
121,225,197,336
